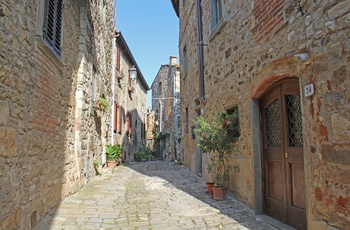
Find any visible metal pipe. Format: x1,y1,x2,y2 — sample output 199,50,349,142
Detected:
196,0,205,102
111,37,116,145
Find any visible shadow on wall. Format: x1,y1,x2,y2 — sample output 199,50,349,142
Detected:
120,108,147,162
0,1,113,229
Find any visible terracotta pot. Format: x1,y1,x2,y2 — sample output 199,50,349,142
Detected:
107,160,116,168
212,187,228,200
206,183,214,195
115,158,122,166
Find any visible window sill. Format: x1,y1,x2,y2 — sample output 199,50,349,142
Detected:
209,18,227,42
35,36,63,69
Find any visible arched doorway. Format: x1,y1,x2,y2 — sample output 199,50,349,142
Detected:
260,78,306,229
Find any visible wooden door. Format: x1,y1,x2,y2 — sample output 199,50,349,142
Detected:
261,79,306,229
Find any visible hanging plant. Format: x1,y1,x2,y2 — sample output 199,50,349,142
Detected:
94,97,109,112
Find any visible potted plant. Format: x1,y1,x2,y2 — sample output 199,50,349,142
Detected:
106,144,122,168
195,112,239,200
94,97,109,116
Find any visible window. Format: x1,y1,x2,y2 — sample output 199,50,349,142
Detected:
116,46,120,71
141,122,145,140
185,107,189,134
43,0,64,57
211,0,223,29
183,46,187,73
126,112,132,136
226,107,240,139
114,104,123,134
159,82,162,96
92,65,97,101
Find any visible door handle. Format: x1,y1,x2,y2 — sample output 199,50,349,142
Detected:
285,152,288,158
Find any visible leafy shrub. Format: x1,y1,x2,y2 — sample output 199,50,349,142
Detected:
106,144,122,161
134,150,154,162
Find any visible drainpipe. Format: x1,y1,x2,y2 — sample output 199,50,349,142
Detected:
196,0,205,102
111,35,116,145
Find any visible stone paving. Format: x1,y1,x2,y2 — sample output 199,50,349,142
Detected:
35,161,280,230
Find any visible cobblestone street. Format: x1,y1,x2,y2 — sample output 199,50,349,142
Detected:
35,162,285,230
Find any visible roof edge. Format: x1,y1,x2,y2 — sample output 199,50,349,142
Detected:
115,31,150,90
171,0,179,17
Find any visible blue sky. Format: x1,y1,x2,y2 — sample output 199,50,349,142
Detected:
116,1,179,106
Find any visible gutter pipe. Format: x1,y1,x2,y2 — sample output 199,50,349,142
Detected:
196,0,205,102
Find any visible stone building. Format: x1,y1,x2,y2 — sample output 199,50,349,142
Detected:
113,31,149,162
146,108,156,147
0,0,116,228
151,56,182,161
171,0,349,229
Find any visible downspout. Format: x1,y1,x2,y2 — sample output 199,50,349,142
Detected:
196,0,205,103
111,35,116,145
111,0,116,145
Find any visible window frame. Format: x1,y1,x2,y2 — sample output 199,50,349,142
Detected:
183,45,188,74
185,107,189,134
114,104,123,134
211,0,224,30
43,0,64,58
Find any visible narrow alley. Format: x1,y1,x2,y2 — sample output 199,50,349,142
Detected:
35,162,288,230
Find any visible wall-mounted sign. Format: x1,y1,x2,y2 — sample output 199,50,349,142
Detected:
304,83,314,97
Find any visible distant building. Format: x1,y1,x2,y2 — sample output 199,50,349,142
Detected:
151,57,182,161
113,31,150,162
146,108,156,147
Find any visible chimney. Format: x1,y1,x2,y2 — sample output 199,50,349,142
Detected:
170,56,177,65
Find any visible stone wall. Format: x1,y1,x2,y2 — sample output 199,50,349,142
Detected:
0,0,114,228
114,32,149,162
151,57,182,161
177,0,349,229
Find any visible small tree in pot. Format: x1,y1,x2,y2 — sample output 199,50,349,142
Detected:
195,111,239,200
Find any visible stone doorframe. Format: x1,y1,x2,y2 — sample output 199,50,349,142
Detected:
251,75,304,216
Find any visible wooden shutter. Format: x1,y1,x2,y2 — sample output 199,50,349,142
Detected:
129,113,133,136
113,102,118,132
117,106,123,133
128,65,131,84
126,112,132,136
43,0,64,57
116,47,120,71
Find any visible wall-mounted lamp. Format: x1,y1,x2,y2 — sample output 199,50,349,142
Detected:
129,65,137,82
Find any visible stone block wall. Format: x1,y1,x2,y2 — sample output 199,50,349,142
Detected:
151,57,182,161
114,32,149,162
0,0,114,228
177,0,349,229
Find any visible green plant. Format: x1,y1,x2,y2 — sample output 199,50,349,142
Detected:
94,97,109,112
134,152,144,162
152,130,170,140
219,109,240,139
93,160,101,175
106,144,122,161
195,113,239,187
134,148,154,162
93,160,100,167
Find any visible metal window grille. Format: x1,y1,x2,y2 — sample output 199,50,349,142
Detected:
286,95,303,147
265,99,281,147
